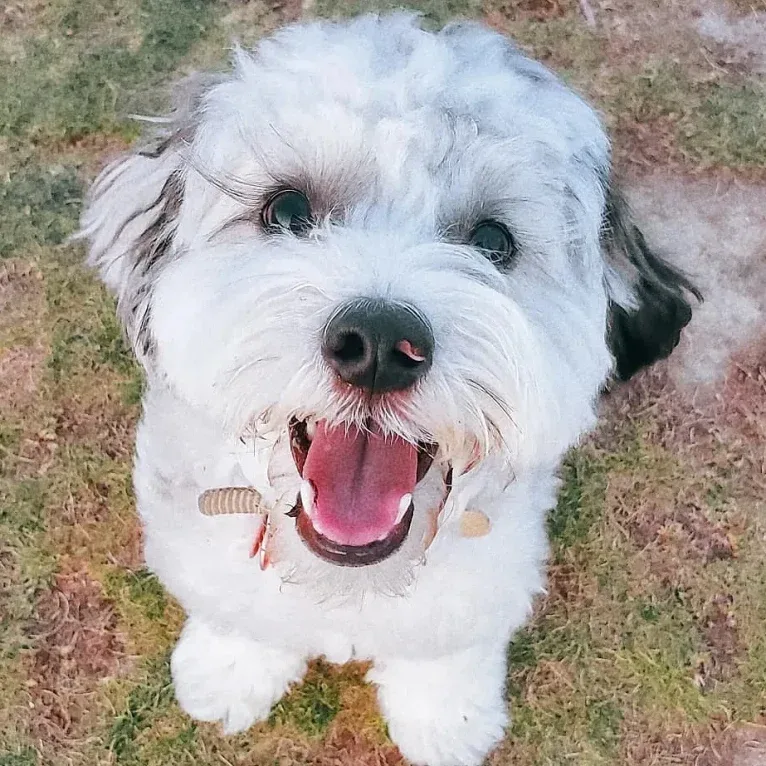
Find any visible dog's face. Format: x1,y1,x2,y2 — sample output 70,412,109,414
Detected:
80,14,697,589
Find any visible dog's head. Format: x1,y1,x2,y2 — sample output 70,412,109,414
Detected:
79,13,698,589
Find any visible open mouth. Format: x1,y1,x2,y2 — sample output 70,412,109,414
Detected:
288,418,438,567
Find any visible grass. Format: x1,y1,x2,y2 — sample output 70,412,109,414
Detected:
610,62,766,169
0,167,83,259
2,0,216,144
546,447,608,548
0,750,39,766
314,0,484,25
269,662,343,737
1,0,765,765
109,654,176,763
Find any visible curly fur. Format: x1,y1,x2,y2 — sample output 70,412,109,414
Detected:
77,13,698,766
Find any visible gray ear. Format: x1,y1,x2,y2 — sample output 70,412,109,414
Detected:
76,74,219,363
603,186,702,381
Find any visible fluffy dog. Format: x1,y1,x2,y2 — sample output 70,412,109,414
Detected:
78,13,699,766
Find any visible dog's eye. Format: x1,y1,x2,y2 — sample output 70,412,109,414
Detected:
261,190,313,235
468,220,517,267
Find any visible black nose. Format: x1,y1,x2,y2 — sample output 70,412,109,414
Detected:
323,300,434,393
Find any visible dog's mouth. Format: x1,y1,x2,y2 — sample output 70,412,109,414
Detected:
288,417,438,567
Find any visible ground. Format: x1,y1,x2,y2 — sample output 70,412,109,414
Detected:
1,0,765,764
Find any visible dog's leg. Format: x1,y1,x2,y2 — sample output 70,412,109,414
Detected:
367,642,509,766
171,617,307,734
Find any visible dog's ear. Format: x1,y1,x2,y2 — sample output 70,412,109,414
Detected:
77,74,218,363
602,184,702,381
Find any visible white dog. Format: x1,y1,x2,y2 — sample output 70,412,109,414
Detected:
78,13,699,766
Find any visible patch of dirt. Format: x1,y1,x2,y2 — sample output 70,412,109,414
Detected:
596,0,762,76
61,478,113,526
307,728,405,766
487,0,575,23
26,567,125,741
694,593,739,690
0,343,46,414
0,259,44,333
110,520,144,571
626,501,735,565
9,426,59,479
52,394,136,459
546,561,586,605
44,133,135,177
627,175,766,386
522,659,577,704
604,335,766,500
269,0,304,23
620,717,766,765
681,722,766,766
611,115,690,176
220,0,305,47
0,0,47,59
716,337,766,447
697,3,766,74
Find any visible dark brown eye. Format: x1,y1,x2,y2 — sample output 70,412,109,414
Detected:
261,190,313,235
468,220,517,267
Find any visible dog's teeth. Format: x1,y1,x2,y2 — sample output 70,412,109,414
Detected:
259,514,272,571
396,493,413,524
305,419,316,440
300,480,316,516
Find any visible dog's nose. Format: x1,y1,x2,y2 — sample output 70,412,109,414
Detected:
323,300,434,392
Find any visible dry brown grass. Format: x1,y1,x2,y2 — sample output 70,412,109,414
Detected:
26,567,126,743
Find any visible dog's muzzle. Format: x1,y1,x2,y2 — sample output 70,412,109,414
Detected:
285,298,441,567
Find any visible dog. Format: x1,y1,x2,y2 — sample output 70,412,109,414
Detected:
77,13,699,766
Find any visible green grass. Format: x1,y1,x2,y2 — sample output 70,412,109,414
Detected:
106,569,168,622
44,245,138,383
611,61,766,169
691,81,766,167
547,448,608,548
0,479,56,662
109,654,175,762
0,0,217,147
269,662,343,737
314,0,484,25
0,167,83,259
0,749,39,766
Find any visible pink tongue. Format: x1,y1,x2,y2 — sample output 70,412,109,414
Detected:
303,421,417,546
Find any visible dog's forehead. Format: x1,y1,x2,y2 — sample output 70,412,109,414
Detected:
200,14,607,177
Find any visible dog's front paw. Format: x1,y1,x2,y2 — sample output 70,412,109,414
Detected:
171,618,306,734
368,645,508,766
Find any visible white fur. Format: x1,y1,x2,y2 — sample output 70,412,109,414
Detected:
78,13,633,766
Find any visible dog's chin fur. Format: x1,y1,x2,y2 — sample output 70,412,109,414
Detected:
78,12,699,766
